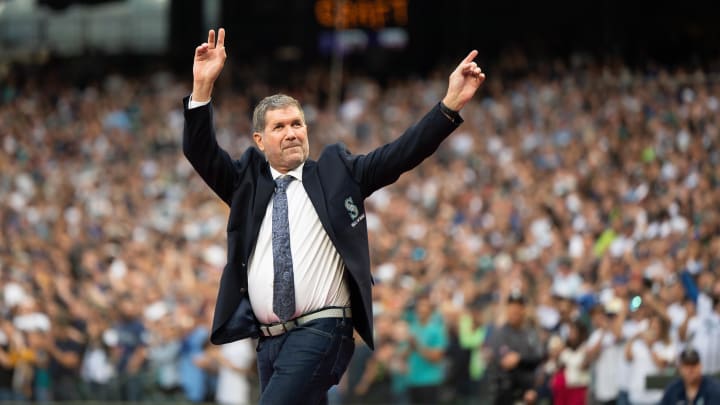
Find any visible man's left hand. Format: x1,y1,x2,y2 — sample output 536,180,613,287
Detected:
442,50,486,112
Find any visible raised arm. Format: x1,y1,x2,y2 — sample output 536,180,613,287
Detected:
346,50,486,197
192,28,227,102
183,28,238,205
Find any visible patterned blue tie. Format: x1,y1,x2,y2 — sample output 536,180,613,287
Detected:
272,176,295,321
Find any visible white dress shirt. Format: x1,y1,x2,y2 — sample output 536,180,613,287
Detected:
189,97,350,324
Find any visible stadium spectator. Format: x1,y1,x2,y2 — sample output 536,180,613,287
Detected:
178,310,212,402
404,291,448,404
585,299,624,404
551,319,590,405
46,319,85,401
680,295,720,375
454,299,490,403
625,314,676,405
485,290,545,404
660,346,720,405
146,321,183,400
111,293,150,401
0,320,24,401
213,340,256,405
79,318,116,400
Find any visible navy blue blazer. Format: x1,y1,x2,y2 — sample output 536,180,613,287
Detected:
182,97,462,349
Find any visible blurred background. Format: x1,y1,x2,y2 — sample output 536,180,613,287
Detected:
1,0,719,404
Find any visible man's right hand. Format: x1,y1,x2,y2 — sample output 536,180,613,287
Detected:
192,28,227,102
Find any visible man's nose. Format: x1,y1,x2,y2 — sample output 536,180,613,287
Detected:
285,126,297,139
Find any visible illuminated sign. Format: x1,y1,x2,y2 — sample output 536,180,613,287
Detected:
315,0,408,30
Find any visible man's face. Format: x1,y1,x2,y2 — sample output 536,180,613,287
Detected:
679,361,702,386
554,296,575,319
664,282,682,302
591,310,608,328
506,302,525,327
120,299,137,319
416,298,433,322
253,106,309,173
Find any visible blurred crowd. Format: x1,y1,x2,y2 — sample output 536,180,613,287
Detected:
1,54,719,404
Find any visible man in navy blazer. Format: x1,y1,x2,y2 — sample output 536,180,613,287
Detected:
183,28,485,404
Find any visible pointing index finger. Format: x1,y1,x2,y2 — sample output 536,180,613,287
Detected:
462,50,478,64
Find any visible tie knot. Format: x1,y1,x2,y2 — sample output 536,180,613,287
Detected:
275,176,294,192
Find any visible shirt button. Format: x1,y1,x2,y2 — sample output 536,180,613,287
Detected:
240,287,247,294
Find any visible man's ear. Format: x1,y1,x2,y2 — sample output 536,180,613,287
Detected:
253,132,264,151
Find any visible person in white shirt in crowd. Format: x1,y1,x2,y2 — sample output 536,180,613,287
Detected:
552,319,590,405
80,318,116,400
615,291,649,405
552,257,583,303
625,314,675,405
194,338,256,405
585,298,624,405
215,339,255,405
661,274,688,345
694,271,717,317
680,295,720,375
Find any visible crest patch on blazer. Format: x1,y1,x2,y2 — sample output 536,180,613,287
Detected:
345,196,365,227
345,197,359,219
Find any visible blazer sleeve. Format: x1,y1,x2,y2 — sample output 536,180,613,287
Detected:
344,102,462,198
182,96,239,205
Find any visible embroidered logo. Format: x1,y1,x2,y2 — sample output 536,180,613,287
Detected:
345,196,365,227
345,197,359,220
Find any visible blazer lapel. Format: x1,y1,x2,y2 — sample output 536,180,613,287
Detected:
302,160,338,242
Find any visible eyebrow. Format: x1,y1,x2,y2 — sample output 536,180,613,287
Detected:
272,118,304,127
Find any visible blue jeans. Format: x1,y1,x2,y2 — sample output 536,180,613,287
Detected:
256,316,355,405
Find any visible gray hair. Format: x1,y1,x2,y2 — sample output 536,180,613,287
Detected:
252,94,305,133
